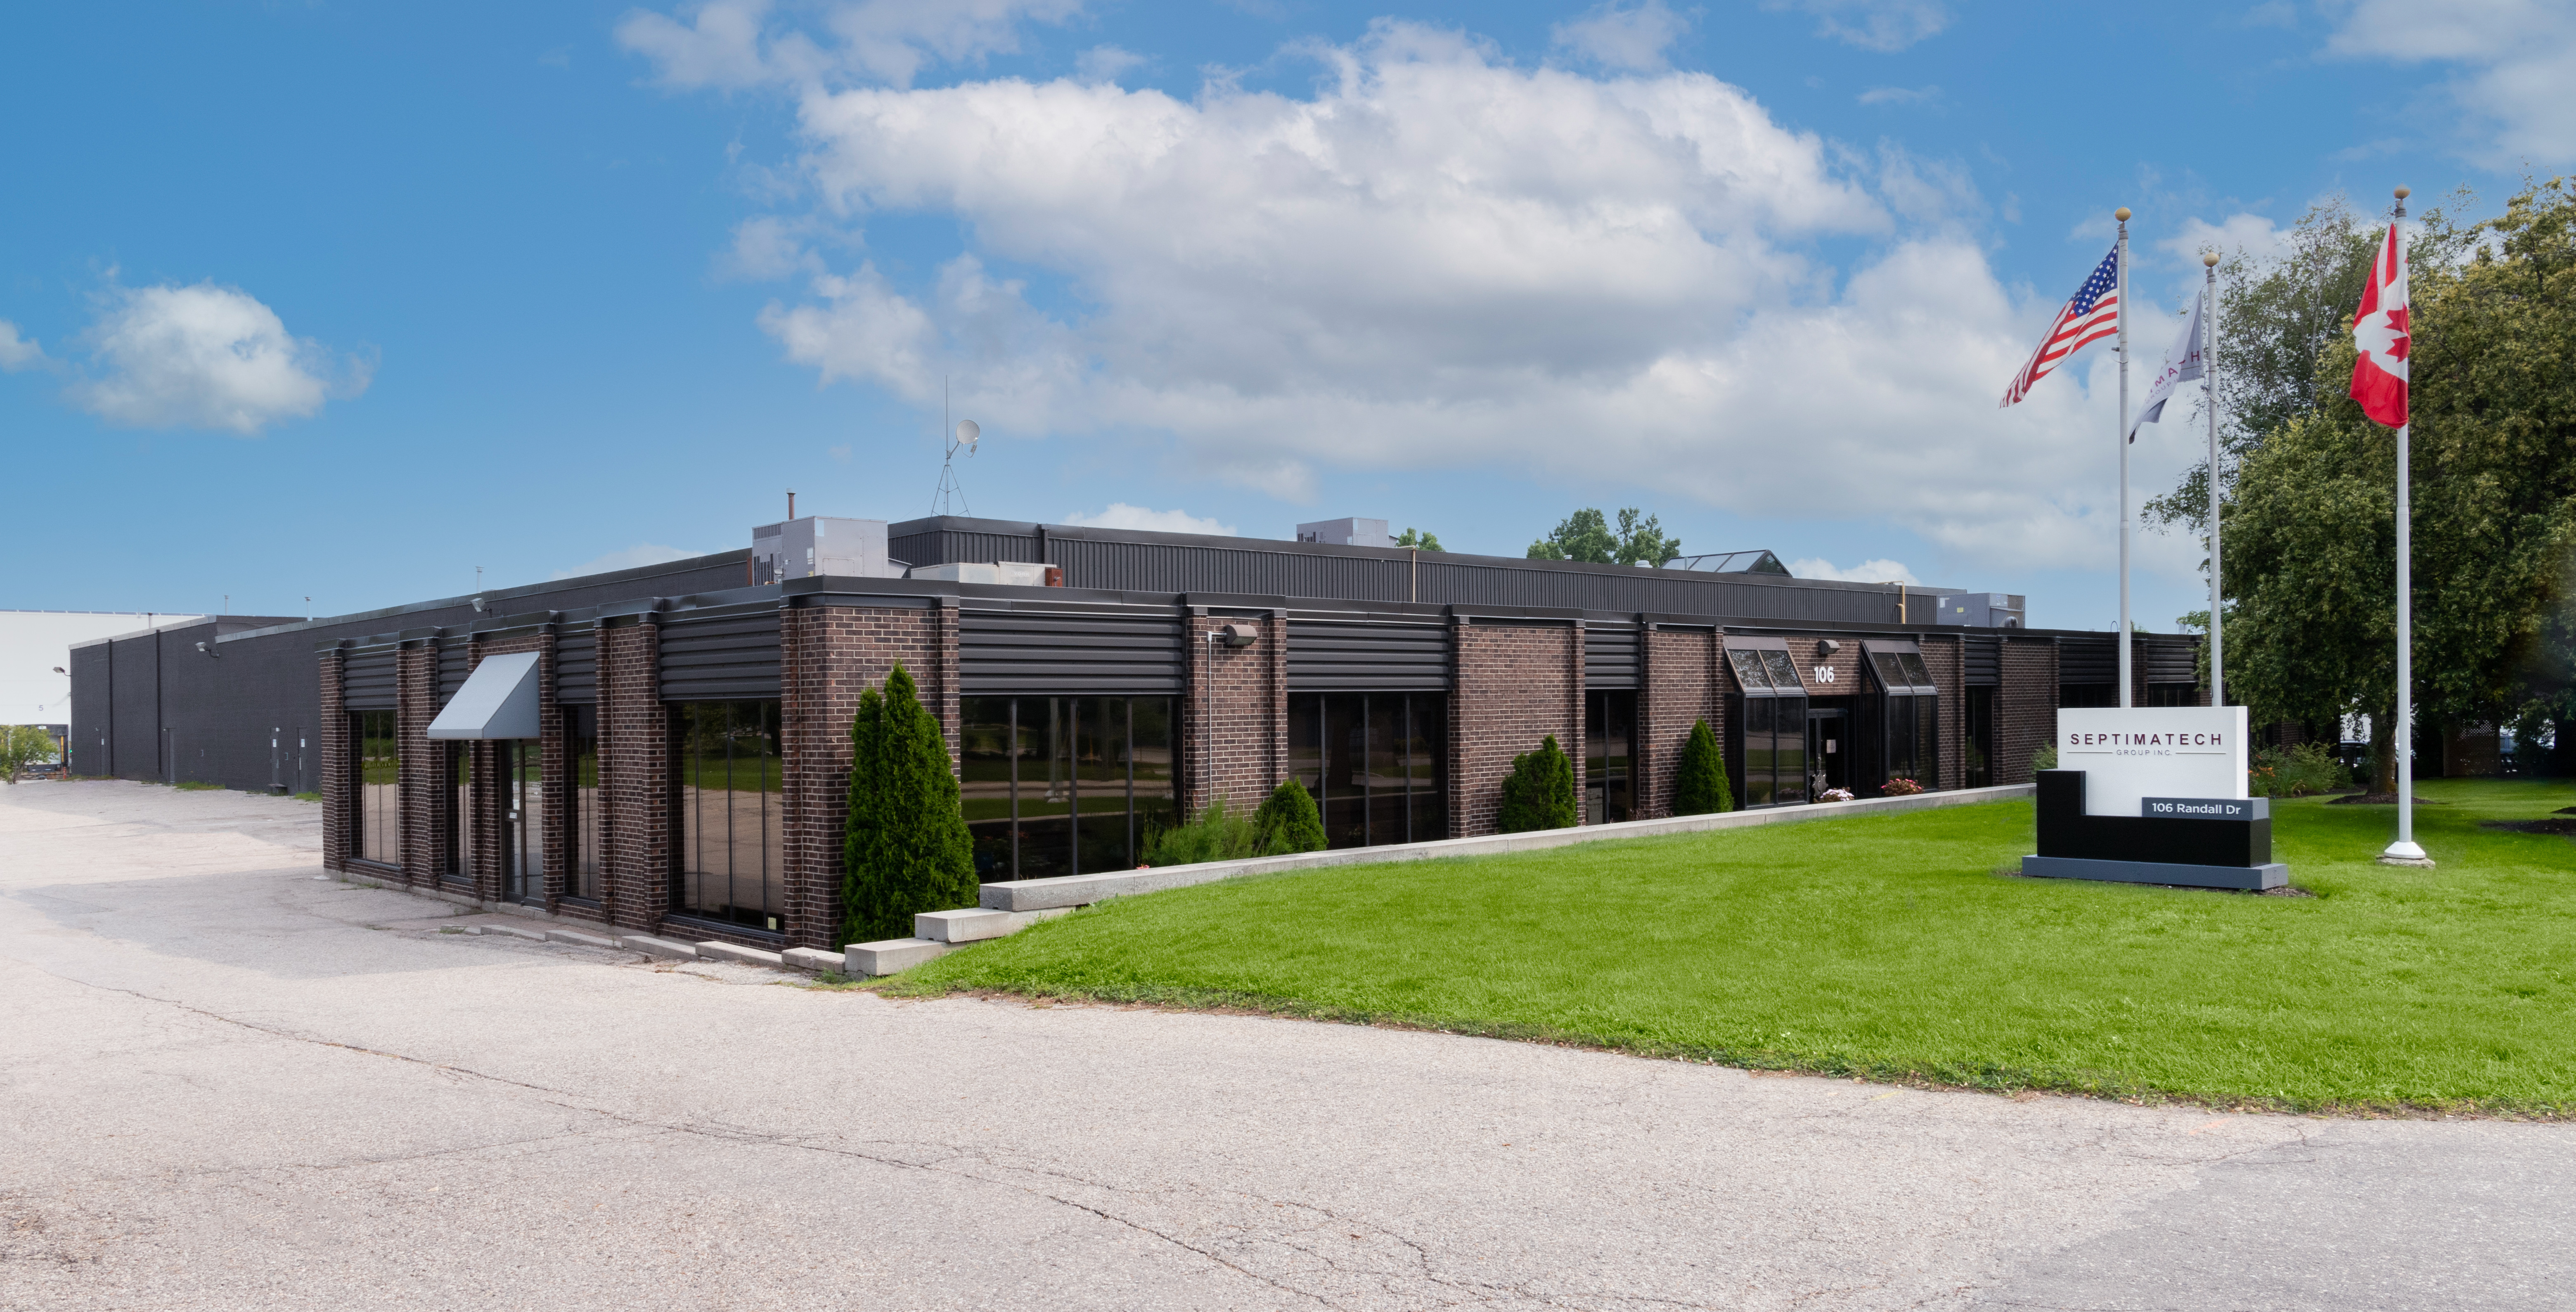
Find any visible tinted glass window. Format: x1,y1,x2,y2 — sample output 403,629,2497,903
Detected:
1899,652,1934,688
1761,650,1804,692
670,700,784,932
353,709,400,867
1728,650,1771,692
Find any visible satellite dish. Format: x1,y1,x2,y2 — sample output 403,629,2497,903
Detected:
955,419,980,448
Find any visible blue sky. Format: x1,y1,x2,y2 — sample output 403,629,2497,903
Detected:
3,0,2562,632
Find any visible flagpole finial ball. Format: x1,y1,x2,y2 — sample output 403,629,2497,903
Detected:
2115,207,2131,222
2203,251,2219,268
2394,185,2410,200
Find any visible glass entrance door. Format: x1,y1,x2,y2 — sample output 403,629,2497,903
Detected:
1806,707,1849,798
502,739,545,903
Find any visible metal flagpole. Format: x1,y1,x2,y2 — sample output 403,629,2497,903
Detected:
2204,251,2223,707
2382,185,2429,864
2116,207,2133,708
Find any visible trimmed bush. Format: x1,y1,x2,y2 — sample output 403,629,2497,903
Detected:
1252,778,1327,854
1143,797,1262,867
1672,718,1731,815
1497,734,1578,833
843,663,978,945
2032,745,2059,772
2250,742,2347,797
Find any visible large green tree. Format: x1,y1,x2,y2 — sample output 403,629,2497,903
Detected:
842,663,978,944
1527,507,1680,566
2221,179,2576,787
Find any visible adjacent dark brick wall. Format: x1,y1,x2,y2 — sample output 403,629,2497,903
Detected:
1639,628,1720,818
600,622,668,933
2001,638,2058,784
1451,622,1582,837
1185,611,1288,816
1920,635,1962,791
780,604,956,952
319,649,348,872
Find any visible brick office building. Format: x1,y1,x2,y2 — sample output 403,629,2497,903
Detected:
70,514,2205,954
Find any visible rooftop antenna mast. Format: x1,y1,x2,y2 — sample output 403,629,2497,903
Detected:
934,375,978,516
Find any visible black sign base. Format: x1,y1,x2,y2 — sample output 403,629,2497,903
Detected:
2021,855,2287,890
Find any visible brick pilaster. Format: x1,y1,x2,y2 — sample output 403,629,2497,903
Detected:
1920,635,1962,792
1185,609,1288,816
2001,638,2058,784
600,621,668,932
779,603,954,952
319,648,348,872
1449,621,1582,838
396,644,436,885
1639,628,1719,818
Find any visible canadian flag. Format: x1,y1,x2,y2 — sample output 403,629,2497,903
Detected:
2349,221,2409,427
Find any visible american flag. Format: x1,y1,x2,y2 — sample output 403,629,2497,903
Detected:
1999,248,2121,408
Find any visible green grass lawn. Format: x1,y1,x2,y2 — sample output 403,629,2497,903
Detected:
891,778,2576,1114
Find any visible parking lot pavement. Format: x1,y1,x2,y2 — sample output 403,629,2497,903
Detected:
5,780,2570,1311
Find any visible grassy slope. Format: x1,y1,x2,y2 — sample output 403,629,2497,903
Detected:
894,779,2576,1112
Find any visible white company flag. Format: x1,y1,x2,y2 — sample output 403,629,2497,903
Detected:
2126,290,2207,441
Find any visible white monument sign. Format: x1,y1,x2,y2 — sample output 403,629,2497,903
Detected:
2055,706,2247,817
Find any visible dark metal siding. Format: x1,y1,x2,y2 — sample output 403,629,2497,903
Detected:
436,641,471,707
1286,616,1450,692
556,626,598,704
1964,636,2001,687
2058,637,2116,686
1583,622,1640,690
960,605,1185,694
2145,637,2199,684
1051,538,1409,600
890,528,1042,570
69,641,112,777
344,647,399,709
658,610,782,701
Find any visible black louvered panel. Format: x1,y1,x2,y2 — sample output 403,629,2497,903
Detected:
437,641,473,707
1964,636,2002,687
555,626,598,704
1583,622,1640,689
2058,637,2116,686
343,648,398,709
960,607,1185,694
1286,617,1450,692
2145,637,2199,684
658,611,782,701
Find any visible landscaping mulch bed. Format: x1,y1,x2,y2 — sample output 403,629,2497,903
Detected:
2330,793,2441,805
2479,818,2576,836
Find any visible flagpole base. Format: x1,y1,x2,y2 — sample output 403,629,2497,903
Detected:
2377,839,2434,868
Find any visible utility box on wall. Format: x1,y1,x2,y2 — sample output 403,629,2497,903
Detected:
752,518,896,584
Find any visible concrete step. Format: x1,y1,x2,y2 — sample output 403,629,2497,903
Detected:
696,940,786,969
914,906,1071,943
481,922,550,943
618,934,699,961
544,928,620,950
780,946,843,973
845,938,955,977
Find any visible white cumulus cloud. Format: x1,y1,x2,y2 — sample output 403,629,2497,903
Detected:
1788,556,1919,584
2327,0,2576,166
1061,504,1238,536
0,320,48,372
1767,0,1951,52
617,0,1084,90
72,283,367,434
656,17,2203,577
1551,0,1690,71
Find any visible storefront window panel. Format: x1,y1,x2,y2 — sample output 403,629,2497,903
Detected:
352,709,400,867
960,697,1017,879
568,708,601,900
1366,696,1406,844
1403,695,1447,842
1742,696,1775,808
1586,691,1634,824
966,696,1177,881
445,741,474,885
670,700,784,933
1772,692,1810,804
1963,686,1994,788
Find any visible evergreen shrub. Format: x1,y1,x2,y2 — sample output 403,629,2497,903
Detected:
843,663,978,945
1142,798,1262,867
1497,734,1578,833
1672,718,1731,815
1252,778,1327,854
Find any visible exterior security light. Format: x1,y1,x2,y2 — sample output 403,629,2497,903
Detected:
1219,623,1260,647
471,596,488,613
1817,639,1840,656
194,642,215,657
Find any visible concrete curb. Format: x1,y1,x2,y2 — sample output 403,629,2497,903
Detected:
978,783,2036,912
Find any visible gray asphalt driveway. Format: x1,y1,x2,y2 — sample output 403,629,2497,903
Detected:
3,781,2568,1310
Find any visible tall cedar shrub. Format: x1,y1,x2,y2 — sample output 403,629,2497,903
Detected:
1672,718,1731,815
1496,734,1578,833
1252,778,1327,854
842,663,977,945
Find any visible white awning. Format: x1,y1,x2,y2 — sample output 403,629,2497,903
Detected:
426,651,542,740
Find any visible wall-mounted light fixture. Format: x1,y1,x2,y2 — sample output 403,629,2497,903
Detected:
471,596,488,613
1817,639,1840,656
194,641,217,657
1217,623,1260,648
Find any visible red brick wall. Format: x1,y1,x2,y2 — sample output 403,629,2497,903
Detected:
599,621,668,933
1639,628,1720,818
1919,635,1963,791
395,644,436,886
779,604,956,952
1184,611,1287,816
2000,638,2058,784
319,649,348,873
1450,622,1582,837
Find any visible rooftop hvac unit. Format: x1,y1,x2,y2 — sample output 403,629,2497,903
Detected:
751,517,897,584
1295,517,1393,548
907,561,1059,587
1932,593,2027,629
